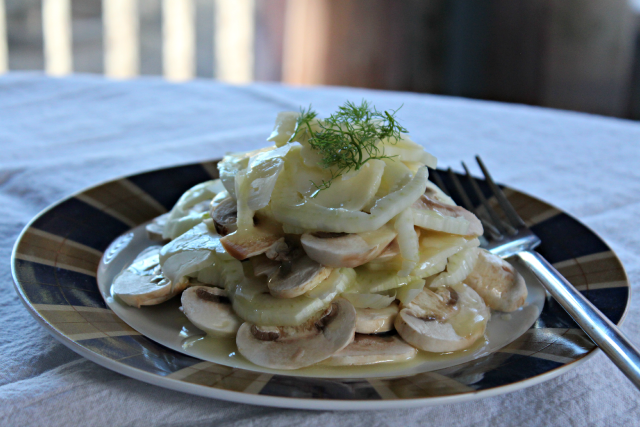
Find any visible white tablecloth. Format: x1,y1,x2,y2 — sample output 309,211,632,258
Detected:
2,73,639,426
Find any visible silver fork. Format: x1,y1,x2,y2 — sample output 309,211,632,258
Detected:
433,156,640,390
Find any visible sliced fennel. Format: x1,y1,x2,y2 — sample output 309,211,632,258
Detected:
426,247,480,288
379,136,437,169
354,269,416,293
271,163,430,233
306,160,385,211
396,278,426,305
267,111,298,147
159,223,230,289
342,292,395,309
217,147,273,199
394,208,419,276
412,206,471,235
413,233,479,278
234,144,293,232
232,291,328,326
305,268,355,303
163,179,224,240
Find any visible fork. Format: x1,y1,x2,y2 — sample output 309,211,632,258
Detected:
432,156,640,390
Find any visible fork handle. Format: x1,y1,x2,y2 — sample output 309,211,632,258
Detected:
517,250,640,390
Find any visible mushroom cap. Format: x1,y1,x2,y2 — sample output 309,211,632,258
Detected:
236,298,357,370
211,196,238,236
395,310,484,352
464,250,528,312
181,286,242,337
219,213,284,261
301,226,397,268
267,256,332,298
250,254,280,278
324,334,417,366
395,283,489,352
112,246,188,308
355,302,399,334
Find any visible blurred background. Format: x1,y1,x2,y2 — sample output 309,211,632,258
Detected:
3,0,640,120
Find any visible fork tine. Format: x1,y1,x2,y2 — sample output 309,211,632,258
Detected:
447,168,475,212
447,167,503,240
462,162,518,236
430,169,450,196
475,156,526,228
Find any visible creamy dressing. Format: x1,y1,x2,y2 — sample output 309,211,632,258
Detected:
181,331,490,378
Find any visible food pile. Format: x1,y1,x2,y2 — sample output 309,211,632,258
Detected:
112,101,528,370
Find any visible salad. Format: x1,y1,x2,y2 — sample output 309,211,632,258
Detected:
112,101,528,370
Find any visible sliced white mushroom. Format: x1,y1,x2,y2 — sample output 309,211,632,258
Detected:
395,283,490,352
355,302,399,334
112,246,189,308
181,286,241,337
145,213,169,241
412,192,483,237
250,254,280,278
324,334,417,366
464,249,527,312
220,226,284,261
211,196,238,236
236,298,357,370
267,256,332,298
301,225,397,268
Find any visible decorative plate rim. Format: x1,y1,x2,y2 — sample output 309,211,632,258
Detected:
11,159,631,410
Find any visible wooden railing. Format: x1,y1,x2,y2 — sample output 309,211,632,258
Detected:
0,0,255,82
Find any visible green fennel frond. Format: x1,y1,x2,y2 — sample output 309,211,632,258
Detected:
290,100,407,194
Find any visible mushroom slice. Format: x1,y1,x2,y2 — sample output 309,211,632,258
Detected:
355,302,399,334
301,225,397,268
181,286,242,337
112,246,189,308
412,192,483,237
250,255,280,278
324,334,417,366
395,283,490,353
268,256,332,298
145,213,169,242
211,196,238,236
236,298,357,370
464,249,527,312
220,212,284,261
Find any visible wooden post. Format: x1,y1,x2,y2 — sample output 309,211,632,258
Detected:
103,0,139,78
43,0,73,76
163,0,195,81
214,0,255,83
0,0,7,74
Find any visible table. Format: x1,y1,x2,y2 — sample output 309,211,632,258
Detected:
2,73,639,426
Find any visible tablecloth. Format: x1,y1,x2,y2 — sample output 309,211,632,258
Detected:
1,72,639,426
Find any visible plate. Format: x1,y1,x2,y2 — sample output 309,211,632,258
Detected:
11,160,630,410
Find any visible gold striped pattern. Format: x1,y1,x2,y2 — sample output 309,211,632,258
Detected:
32,304,140,341
76,179,166,228
200,161,220,179
368,372,474,399
553,251,628,291
15,228,102,277
498,327,593,364
167,362,272,393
